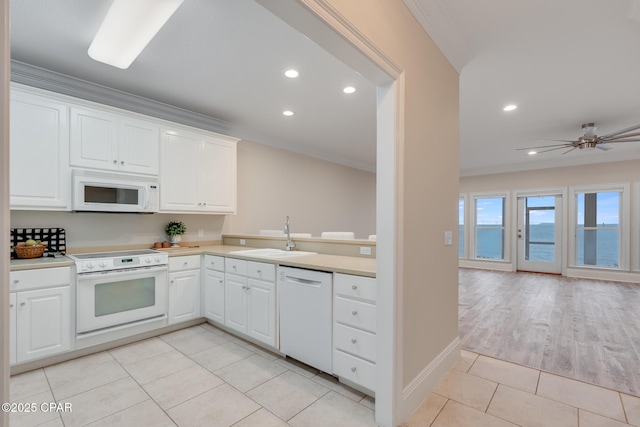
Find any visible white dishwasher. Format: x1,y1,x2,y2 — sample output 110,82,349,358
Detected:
278,266,333,373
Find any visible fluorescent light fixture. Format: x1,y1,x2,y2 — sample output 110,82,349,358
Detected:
343,86,356,94
283,110,294,116
88,0,184,69
284,69,299,78
528,151,537,155
503,104,518,111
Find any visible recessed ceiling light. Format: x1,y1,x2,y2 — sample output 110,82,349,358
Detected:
283,110,294,116
503,104,518,111
284,69,299,78
528,151,537,156
343,86,356,94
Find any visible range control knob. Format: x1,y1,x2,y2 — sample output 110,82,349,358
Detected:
144,257,152,264
154,257,161,263
98,261,107,268
86,262,95,270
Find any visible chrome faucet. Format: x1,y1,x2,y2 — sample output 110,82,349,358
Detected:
284,216,296,251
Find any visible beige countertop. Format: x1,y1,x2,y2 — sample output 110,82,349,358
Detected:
9,245,376,277
158,244,376,277
10,256,75,271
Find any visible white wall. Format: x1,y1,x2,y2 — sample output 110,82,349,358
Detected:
222,140,376,238
10,139,376,249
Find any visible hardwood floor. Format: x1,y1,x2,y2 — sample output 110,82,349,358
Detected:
459,268,640,396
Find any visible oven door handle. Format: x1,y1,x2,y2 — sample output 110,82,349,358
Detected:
77,265,168,279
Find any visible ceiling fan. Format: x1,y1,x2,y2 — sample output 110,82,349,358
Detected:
517,123,640,155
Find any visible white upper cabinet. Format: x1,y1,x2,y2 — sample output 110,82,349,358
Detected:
70,106,159,175
160,127,238,214
10,87,70,210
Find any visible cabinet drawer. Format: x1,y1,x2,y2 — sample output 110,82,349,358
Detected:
225,258,247,276
334,273,376,303
169,255,201,271
334,297,376,333
204,255,225,272
10,267,71,291
247,261,275,281
333,349,376,392
334,323,376,362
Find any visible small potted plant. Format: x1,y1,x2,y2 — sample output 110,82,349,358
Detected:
165,220,186,247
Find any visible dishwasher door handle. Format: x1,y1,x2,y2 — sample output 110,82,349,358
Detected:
285,276,323,286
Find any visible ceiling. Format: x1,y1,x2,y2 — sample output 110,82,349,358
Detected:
10,1,640,177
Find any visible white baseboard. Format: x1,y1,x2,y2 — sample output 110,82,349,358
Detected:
400,337,461,422
566,267,640,284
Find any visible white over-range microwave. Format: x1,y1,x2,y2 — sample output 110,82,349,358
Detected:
72,169,159,213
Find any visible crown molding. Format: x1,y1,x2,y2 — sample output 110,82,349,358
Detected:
10,61,231,135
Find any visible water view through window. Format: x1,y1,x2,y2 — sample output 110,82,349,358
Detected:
576,191,620,267
475,197,505,259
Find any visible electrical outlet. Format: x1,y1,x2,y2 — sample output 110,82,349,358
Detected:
360,246,372,255
197,228,204,238
240,239,246,246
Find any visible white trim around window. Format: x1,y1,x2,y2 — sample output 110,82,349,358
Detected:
469,191,511,262
459,193,467,259
568,182,630,271
634,182,640,272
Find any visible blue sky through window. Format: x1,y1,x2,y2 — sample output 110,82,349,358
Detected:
577,192,620,226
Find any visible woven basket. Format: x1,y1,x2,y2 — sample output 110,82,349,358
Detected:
14,245,46,259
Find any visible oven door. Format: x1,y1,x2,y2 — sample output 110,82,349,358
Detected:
76,265,168,334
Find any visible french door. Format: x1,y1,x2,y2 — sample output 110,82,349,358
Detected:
517,195,562,274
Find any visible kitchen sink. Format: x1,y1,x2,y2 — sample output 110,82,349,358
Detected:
229,248,316,258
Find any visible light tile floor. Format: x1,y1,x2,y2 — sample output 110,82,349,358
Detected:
9,325,640,426
9,324,376,427
406,350,640,427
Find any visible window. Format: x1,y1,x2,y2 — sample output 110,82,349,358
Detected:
459,197,465,258
474,196,506,260
575,191,620,267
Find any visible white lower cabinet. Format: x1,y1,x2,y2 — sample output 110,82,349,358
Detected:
10,267,72,365
224,258,277,347
203,255,225,324
168,255,201,325
9,293,16,365
332,273,377,393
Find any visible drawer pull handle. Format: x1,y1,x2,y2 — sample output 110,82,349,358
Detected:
351,338,357,344
351,367,357,372
351,310,358,316
219,280,223,284
20,302,26,307
257,269,261,274
352,285,357,290
10,304,14,308
13,280,19,284
183,262,188,265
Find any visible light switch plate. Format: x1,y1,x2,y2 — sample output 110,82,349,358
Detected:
444,231,453,246
360,246,372,255
240,239,246,246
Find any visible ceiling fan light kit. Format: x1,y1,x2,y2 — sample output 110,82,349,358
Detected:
517,122,640,155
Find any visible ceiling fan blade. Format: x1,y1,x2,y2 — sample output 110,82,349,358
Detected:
516,143,573,150
596,144,612,151
599,123,640,139
601,132,640,141
535,145,574,154
597,138,640,144
562,147,578,154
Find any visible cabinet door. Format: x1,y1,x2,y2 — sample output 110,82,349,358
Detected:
247,278,276,347
16,286,71,363
159,129,201,211
224,274,248,334
70,106,119,171
9,293,16,365
10,89,70,210
119,117,159,175
168,270,201,324
204,269,225,324
200,137,237,213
